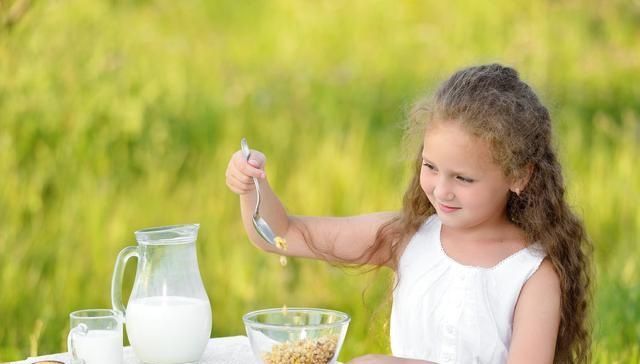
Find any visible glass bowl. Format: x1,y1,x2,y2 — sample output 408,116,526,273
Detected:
243,307,350,364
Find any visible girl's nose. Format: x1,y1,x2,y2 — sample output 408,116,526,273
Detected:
433,180,455,202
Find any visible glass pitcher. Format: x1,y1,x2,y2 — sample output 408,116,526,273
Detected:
111,224,212,364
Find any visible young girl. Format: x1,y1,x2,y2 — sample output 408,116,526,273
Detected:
225,64,592,364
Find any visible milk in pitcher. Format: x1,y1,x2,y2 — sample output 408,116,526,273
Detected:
126,296,212,364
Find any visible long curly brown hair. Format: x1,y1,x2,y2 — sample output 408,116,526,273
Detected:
365,64,593,363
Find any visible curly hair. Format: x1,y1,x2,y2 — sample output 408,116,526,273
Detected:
369,64,593,363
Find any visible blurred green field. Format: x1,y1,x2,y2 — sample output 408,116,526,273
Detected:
1,0,639,362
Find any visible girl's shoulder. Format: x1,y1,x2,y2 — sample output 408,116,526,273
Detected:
395,214,441,267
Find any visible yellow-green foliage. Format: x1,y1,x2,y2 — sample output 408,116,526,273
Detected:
1,0,638,362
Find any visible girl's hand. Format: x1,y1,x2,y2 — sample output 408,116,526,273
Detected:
348,355,404,364
225,149,267,195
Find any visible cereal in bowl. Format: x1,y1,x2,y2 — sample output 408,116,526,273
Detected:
263,334,338,364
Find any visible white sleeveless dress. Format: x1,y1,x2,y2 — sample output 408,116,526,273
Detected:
390,215,546,364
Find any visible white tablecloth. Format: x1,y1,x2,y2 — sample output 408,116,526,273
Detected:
12,336,256,364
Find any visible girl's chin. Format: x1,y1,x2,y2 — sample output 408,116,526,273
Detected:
436,213,471,228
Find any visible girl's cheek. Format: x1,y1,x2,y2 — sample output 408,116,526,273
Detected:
420,172,433,196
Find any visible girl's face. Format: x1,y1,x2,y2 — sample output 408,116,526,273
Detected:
420,120,514,230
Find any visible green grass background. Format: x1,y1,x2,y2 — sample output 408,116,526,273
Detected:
1,0,639,362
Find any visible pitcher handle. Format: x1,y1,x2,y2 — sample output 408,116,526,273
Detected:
111,246,139,319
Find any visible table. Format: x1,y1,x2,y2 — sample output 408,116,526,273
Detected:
10,336,256,364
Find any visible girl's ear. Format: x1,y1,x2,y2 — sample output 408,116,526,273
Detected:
510,164,534,195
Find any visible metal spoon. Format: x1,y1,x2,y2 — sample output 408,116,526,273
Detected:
241,138,277,246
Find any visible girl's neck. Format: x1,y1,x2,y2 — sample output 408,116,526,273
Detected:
441,215,525,245
439,215,530,268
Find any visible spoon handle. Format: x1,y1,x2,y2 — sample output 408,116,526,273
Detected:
240,138,261,217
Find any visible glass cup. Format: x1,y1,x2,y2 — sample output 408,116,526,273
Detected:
67,309,123,364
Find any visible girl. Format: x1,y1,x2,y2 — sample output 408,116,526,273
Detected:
225,64,592,364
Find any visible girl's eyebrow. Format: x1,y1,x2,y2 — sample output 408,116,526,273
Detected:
422,155,473,177
421,155,435,164
422,155,436,164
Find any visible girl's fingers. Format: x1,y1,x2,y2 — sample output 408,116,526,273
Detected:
244,150,267,169
227,169,253,189
225,149,268,195
233,151,266,179
226,181,252,195
226,167,262,195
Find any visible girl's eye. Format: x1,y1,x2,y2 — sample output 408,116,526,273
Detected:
456,176,474,183
422,162,436,171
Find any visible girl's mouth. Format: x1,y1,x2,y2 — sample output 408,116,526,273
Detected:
438,203,461,213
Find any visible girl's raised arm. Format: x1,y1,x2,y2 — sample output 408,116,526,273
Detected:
226,148,398,266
